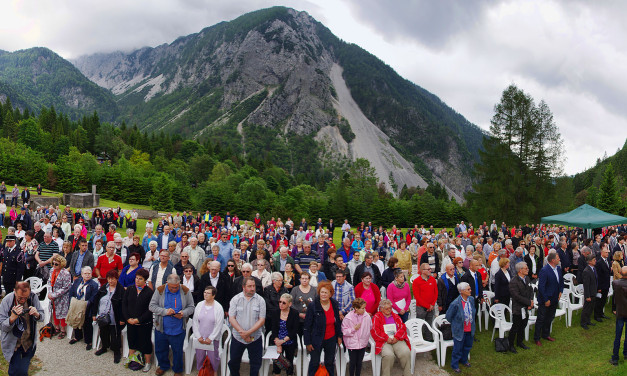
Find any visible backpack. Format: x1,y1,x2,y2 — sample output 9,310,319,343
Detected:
127,352,145,371
198,355,215,376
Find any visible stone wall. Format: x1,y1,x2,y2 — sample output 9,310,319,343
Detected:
30,196,60,209
133,209,158,219
62,193,100,208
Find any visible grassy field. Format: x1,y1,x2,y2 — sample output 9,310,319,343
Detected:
439,304,623,375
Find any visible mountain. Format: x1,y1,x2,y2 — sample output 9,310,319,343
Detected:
0,47,118,119
2,7,485,199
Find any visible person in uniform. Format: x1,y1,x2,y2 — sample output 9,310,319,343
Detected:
1,235,25,294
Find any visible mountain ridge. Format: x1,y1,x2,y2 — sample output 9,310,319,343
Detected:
2,6,484,199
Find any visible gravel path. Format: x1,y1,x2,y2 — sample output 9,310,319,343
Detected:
33,328,447,376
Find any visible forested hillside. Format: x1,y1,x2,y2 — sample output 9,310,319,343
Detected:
0,99,466,226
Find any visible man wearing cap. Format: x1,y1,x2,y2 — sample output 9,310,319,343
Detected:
0,235,26,294
0,281,45,375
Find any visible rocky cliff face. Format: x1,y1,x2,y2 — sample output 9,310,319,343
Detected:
70,6,481,198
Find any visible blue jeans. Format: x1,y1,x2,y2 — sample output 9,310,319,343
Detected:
613,317,627,361
451,332,473,370
308,336,337,376
9,345,35,376
154,330,185,373
228,337,263,376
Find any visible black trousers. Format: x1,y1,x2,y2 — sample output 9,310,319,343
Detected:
533,302,557,341
582,297,595,326
348,347,366,376
99,324,122,354
74,322,94,345
509,314,528,347
594,290,608,319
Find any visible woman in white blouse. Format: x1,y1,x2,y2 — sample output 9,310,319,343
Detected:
192,285,224,375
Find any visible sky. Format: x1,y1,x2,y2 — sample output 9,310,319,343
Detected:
2,0,626,176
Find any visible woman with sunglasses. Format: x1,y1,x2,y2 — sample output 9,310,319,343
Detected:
225,259,242,282
182,264,201,304
270,293,299,376
192,285,224,375
48,254,72,339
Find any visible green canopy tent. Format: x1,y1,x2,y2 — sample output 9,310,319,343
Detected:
540,204,627,229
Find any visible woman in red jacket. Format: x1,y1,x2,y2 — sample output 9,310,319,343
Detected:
371,299,412,376
354,272,381,316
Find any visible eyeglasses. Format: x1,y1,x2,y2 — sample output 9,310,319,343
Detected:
181,255,189,258
227,265,235,268
184,270,193,273
279,301,288,305
52,262,60,266
242,270,251,273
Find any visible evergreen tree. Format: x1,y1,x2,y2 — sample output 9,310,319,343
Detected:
598,163,622,214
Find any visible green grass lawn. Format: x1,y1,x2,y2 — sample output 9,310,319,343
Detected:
439,304,623,375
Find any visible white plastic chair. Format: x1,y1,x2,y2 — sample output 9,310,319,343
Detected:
563,273,575,289
185,323,229,376
225,331,266,376
568,285,584,325
262,332,302,376
409,300,417,318
405,318,440,374
489,304,513,341
481,291,495,331
432,315,453,367
380,286,386,300
340,337,378,376
300,335,340,376
25,277,44,293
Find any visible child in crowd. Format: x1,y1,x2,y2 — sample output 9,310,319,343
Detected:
341,298,372,376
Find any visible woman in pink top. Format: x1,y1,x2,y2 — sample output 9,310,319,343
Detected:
341,298,372,376
385,269,411,322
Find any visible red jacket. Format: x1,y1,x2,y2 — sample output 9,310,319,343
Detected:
412,276,438,309
371,312,411,354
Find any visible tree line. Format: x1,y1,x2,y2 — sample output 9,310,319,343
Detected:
0,97,466,227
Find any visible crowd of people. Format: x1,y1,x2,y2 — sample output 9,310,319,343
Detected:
2,195,627,375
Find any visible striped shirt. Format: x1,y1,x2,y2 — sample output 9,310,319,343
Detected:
38,241,59,262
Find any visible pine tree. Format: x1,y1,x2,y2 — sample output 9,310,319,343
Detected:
598,163,622,214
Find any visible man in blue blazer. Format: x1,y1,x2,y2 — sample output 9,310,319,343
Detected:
446,282,476,373
157,225,175,251
534,252,563,345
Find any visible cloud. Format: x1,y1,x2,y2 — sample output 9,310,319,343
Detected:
0,0,625,176
342,0,493,49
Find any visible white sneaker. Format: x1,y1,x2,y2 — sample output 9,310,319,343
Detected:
141,363,151,373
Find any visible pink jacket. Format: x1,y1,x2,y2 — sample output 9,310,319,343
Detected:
341,310,372,350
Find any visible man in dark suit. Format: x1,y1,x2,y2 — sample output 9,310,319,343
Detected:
611,266,627,365
556,241,571,274
461,259,483,341
581,254,598,329
578,247,592,285
353,253,382,287
534,252,563,345
595,245,612,321
437,263,459,314
509,261,534,352
198,260,231,313
156,225,175,251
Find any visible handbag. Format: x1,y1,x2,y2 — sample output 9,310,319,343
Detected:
198,355,215,376
494,337,509,352
439,323,453,341
273,353,292,371
66,297,88,329
96,290,113,327
314,364,329,376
